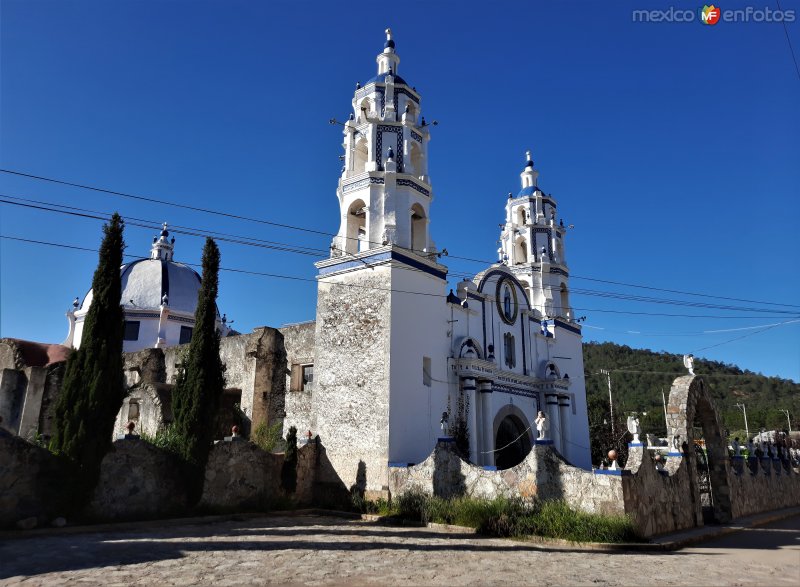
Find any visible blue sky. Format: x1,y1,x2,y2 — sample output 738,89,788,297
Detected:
1,0,798,381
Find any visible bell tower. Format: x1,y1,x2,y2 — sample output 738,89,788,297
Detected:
311,29,449,494
498,152,573,321
333,28,434,257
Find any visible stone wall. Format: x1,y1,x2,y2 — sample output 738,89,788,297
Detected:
311,269,393,492
0,339,68,441
86,438,188,521
279,321,315,437
390,440,626,517
200,441,284,511
0,433,327,528
0,432,73,527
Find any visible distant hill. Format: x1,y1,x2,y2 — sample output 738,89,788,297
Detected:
582,342,799,438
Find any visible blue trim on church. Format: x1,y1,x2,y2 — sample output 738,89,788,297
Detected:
554,318,581,335
318,249,447,280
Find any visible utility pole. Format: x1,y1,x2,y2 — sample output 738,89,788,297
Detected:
600,369,615,437
735,403,749,439
779,409,792,432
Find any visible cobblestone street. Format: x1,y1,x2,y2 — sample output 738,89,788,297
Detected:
1,514,798,586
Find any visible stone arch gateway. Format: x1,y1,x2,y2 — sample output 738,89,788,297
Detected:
666,375,732,524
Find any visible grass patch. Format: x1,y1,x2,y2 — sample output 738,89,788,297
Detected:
140,425,184,455
368,489,640,543
252,422,284,452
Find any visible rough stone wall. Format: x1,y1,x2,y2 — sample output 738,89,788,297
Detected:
37,362,65,440
727,460,800,518
200,441,284,511
311,269,393,492
245,327,287,430
390,441,626,517
280,321,316,436
86,439,188,521
0,433,73,527
620,447,697,536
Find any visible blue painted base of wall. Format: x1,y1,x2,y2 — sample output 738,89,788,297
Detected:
667,451,683,457
593,469,632,476
628,442,644,447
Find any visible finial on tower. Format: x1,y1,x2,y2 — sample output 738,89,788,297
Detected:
385,28,395,49
525,151,534,168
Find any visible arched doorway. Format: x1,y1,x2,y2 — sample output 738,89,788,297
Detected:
495,414,532,470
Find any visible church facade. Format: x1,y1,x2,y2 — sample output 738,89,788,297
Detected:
287,29,590,492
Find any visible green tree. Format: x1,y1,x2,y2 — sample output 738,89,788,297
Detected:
50,213,126,502
171,238,225,504
282,425,298,492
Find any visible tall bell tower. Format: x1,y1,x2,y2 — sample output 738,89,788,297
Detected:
498,152,573,321
311,29,449,494
332,28,435,257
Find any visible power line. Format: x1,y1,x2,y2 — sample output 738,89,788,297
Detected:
3,194,799,318
2,167,798,311
3,233,799,322
775,0,800,81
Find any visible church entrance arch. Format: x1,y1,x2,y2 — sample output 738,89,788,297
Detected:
493,406,533,470
666,376,732,524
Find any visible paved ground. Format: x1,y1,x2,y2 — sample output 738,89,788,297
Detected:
1,514,798,586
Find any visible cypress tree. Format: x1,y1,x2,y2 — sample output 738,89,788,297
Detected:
171,237,225,504
51,213,126,501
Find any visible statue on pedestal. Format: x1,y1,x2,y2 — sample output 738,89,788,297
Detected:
535,411,549,440
627,414,641,444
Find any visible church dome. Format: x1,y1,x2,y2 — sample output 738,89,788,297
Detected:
67,223,229,352
79,257,202,315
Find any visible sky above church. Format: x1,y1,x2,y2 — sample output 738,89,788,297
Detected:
1,0,798,383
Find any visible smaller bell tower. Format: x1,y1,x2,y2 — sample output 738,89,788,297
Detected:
498,152,573,321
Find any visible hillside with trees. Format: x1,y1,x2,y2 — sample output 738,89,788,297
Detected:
582,342,798,459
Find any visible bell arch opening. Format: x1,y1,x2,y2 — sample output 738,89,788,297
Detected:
346,199,367,254
410,203,427,252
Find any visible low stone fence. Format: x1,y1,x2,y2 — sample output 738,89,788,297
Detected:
0,434,332,529
389,439,626,517
728,456,800,519
389,438,800,538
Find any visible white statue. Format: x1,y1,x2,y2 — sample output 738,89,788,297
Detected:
627,414,641,444
535,411,549,440
671,434,682,452
731,437,741,457
683,354,695,375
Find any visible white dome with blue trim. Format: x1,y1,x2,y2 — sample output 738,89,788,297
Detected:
67,223,229,352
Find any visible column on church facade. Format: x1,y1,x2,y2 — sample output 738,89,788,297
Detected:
461,377,479,463
558,394,572,461
545,392,561,451
478,380,494,466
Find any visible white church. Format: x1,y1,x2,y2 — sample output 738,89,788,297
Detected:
306,29,590,491
53,29,590,492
